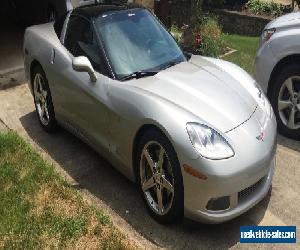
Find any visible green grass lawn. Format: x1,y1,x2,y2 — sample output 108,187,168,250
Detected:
223,34,260,75
0,132,133,249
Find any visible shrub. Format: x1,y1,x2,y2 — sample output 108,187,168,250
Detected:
193,16,227,57
171,24,183,44
246,0,285,16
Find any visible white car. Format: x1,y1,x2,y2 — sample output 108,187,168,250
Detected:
24,4,276,224
255,12,300,140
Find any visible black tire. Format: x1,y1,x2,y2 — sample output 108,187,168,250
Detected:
32,65,57,133
270,63,300,140
136,129,184,224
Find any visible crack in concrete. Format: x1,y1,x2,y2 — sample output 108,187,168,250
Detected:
0,117,11,131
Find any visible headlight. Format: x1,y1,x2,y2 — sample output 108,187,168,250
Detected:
186,123,234,160
262,28,276,43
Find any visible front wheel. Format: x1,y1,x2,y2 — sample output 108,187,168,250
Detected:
136,129,184,224
270,64,300,140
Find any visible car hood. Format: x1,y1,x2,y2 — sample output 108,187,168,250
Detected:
266,11,300,29
129,55,259,133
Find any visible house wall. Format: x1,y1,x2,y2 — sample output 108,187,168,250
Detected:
133,1,271,36
209,9,272,36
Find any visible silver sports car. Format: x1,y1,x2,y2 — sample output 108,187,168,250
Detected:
24,3,277,224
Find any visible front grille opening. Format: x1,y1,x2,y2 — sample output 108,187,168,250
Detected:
238,177,264,202
206,196,230,211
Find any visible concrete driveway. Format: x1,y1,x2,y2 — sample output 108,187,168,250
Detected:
0,80,298,249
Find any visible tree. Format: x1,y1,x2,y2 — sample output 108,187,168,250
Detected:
190,0,204,24
183,0,204,48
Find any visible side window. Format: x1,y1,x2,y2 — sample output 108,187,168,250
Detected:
64,15,107,74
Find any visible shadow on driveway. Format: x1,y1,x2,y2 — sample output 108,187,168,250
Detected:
277,134,300,154
20,111,271,249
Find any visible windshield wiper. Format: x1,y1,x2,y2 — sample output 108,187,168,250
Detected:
120,71,158,81
119,58,184,81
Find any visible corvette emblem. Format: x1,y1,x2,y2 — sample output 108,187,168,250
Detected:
256,131,265,141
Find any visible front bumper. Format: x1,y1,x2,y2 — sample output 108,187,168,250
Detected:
184,157,275,224
181,107,277,224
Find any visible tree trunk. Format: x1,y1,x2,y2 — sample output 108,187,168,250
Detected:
183,0,204,49
154,0,172,28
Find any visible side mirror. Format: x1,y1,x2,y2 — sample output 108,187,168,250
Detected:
72,56,97,82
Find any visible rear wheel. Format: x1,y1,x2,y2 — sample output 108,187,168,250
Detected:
136,129,184,224
32,65,57,133
270,64,300,140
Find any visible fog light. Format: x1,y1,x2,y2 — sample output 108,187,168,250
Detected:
206,196,230,211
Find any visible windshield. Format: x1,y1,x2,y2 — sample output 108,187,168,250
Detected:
95,8,186,79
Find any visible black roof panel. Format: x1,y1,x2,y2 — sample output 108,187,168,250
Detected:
73,4,141,19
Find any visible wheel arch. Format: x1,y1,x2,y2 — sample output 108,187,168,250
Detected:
268,54,300,98
132,123,175,182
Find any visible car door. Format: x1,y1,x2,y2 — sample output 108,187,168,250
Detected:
52,14,111,152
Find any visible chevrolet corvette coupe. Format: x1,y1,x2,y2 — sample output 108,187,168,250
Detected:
24,4,277,224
